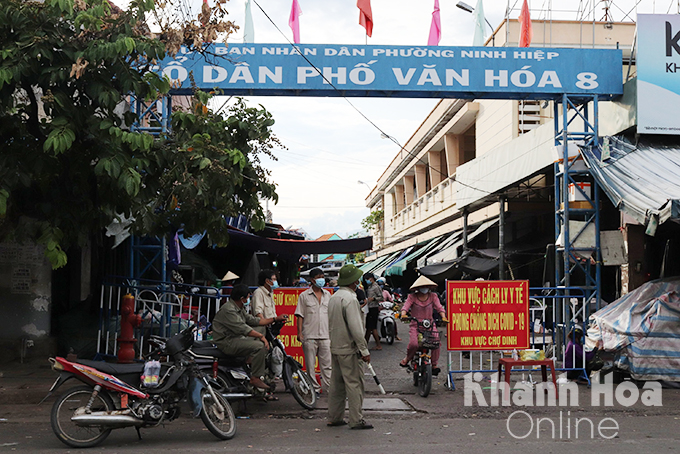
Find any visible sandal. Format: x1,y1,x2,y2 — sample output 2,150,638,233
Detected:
399,360,408,367
263,393,279,402
372,345,382,351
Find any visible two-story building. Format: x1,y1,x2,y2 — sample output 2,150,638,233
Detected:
362,18,648,303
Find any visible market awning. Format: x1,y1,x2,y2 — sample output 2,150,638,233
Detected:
581,135,680,235
420,218,498,267
225,227,372,256
372,247,413,277
359,251,401,274
417,251,498,281
384,237,441,277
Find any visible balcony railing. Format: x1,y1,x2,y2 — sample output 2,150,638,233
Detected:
387,174,457,239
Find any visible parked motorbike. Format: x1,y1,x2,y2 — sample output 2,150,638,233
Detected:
189,321,317,410
402,317,441,398
377,301,398,345
46,325,236,448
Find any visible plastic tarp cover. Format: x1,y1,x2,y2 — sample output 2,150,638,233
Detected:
581,136,680,235
587,277,680,381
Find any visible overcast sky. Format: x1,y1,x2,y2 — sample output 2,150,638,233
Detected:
116,0,668,239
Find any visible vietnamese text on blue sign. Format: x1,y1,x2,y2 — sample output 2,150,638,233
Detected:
158,44,623,99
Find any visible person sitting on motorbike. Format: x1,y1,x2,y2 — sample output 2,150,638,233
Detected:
399,276,447,375
377,277,401,342
212,284,288,391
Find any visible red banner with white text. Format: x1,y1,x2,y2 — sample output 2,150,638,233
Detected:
446,280,529,351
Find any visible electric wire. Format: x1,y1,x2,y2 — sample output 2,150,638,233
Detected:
249,0,493,196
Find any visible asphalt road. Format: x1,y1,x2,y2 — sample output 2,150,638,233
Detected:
3,332,680,452
2,409,680,453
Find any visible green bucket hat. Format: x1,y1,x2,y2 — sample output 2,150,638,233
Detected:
337,264,363,286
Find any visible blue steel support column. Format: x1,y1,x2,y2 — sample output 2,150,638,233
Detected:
561,93,571,290
128,95,173,281
553,93,602,326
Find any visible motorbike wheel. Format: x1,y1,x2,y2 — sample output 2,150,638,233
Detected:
285,364,317,410
50,385,115,448
199,388,237,440
212,370,231,393
385,323,395,345
418,363,432,397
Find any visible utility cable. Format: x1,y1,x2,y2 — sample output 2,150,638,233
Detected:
250,0,493,196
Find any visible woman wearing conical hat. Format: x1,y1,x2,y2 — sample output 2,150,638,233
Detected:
399,275,447,375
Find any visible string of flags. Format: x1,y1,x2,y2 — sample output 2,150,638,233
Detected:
239,0,532,48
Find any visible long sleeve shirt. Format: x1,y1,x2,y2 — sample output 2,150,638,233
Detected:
402,292,445,323
366,281,384,309
328,287,369,357
211,299,261,350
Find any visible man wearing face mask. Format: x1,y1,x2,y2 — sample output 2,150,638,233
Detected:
327,264,373,430
294,268,332,395
211,284,288,390
399,276,447,375
252,269,280,335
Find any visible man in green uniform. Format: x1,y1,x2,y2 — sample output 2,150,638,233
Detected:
327,264,373,430
212,284,288,390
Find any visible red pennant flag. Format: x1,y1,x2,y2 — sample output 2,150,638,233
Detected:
357,0,373,38
518,0,532,47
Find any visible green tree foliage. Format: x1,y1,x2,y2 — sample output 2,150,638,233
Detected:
0,0,278,268
361,210,384,231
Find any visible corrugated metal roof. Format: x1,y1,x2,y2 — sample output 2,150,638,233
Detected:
581,136,680,234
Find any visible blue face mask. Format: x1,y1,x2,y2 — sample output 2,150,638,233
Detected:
244,297,251,309
417,288,430,294
315,278,326,288
270,280,279,290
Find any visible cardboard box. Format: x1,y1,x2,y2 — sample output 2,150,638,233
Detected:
568,182,592,202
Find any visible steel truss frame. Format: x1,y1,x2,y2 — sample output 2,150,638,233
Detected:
128,96,172,280
553,93,602,316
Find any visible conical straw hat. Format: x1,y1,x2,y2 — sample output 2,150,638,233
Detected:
222,271,239,281
409,275,437,290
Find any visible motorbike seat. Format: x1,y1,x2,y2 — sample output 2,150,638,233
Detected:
77,359,145,375
190,344,248,366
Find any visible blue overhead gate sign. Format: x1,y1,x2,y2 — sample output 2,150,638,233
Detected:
158,44,622,99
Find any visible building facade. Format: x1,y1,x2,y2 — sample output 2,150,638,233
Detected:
363,19,642,301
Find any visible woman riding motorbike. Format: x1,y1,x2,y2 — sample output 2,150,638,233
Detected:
399,276,447,375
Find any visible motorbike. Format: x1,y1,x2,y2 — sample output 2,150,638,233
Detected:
189,321,317,410
45,325,236,448
377,301,398,345
402,317,442,398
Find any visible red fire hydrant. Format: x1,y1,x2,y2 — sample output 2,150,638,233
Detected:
118,293,142,364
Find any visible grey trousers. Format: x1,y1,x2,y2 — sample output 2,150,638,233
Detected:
218,337,267,378
302,339,332,393
328,353,364,427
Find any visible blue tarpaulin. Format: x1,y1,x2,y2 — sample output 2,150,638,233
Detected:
587,278,680,381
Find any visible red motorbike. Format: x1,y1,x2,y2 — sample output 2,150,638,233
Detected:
45,325,236,448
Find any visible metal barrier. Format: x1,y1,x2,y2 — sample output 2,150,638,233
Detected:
96,277,225,360
446,287,593,390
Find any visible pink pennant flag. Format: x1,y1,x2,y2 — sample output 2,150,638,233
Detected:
427,0,441,46
518,0,532,47
289,0,303,44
